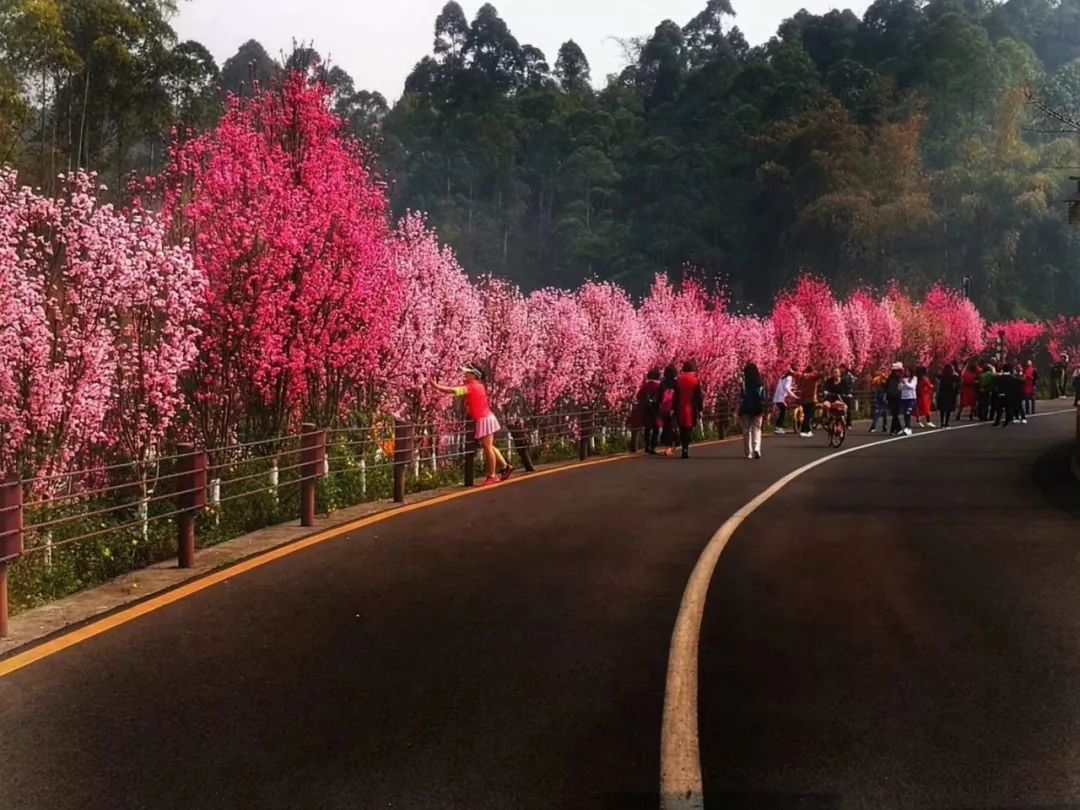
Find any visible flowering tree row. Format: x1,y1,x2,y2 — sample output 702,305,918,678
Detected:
1,73,1075,485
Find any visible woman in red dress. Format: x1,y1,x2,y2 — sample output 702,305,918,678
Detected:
914,366,936,428
956,360,979,422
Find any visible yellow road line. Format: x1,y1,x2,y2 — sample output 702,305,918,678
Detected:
0,437,736,679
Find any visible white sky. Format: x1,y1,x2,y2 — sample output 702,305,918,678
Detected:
173,1,871,103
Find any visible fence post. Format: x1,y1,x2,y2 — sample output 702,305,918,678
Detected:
0,478,23,638
1075,405,1080,467
629,429,639,454
717,405,728,439
508,422,536,472
464,420,477,487
175,445,207,570
578,413,593,461
300,424,326,528
393,419,413,504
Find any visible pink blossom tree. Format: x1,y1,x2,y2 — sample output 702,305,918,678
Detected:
986,320,1045,362
0,170,201,489
523,289,599,412
922,285,985,367
151,71,400,444
382,212,485,424
775,276,851,371
475,277,535,414
577,281,649,410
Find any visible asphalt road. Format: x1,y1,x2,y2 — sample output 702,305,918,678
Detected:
1,405,1077,810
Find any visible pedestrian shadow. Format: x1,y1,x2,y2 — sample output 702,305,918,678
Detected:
1031,441,1080,518
700,791,841,809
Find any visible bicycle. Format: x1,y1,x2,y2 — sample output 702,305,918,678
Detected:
822,399,848,448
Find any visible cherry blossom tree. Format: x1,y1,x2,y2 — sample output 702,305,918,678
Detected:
382,212,485,424
475,277,535,414
987,320,1046,362
775,276,851,370
0,169,201,487
922,285,985,367
577,281,649,410
151,71,400,444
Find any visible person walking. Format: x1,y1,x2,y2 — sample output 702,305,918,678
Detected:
937,364,958,428
796,365,821,438
635,368,662,454
658,365,679,456
431,365,513,486
900,368,917,434
869,372,888,433
886,363,905,435
914,366,936,428
772,367,795,435
957,360,979,422
1052,354,1070,399
1023,360,1038,416
674,361,704,459
739,363,768,460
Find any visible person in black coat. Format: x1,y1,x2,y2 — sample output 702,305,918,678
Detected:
885,363,904,435
937,364,959,428
993,365,1024,427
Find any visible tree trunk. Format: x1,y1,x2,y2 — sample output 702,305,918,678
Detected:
76,64,91,171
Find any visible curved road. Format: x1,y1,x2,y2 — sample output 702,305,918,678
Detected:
1,406,1077,809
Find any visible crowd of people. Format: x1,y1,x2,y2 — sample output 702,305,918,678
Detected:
628,354,1080,462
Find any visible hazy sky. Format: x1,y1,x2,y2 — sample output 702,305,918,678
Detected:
173,1,871,102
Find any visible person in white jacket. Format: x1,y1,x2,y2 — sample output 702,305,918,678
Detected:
772,368,796,435
899,370,918,435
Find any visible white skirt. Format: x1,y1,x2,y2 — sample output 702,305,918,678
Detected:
474,414,501,439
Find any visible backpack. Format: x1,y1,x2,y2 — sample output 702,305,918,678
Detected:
740,385,765,416
645,386,661,413
659,387,676,416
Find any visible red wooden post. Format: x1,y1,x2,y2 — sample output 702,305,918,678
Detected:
464,420,478,487
0,477,23,638
176,444,207,569
393,419,413,504
300,424,326,528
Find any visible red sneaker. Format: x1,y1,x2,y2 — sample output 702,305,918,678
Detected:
499,465,514,481
480,476,500,487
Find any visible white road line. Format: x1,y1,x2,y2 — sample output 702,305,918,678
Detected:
658,408,1074,810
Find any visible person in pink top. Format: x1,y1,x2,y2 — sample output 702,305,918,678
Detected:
431,365,513,486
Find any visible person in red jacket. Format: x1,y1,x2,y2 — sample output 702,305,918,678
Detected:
431,365,513,486
674,361,704,459
1023,360,1039,416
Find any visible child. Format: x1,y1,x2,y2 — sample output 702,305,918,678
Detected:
431,365,513,486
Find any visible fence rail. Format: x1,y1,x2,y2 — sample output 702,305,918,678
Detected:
0,389,885,636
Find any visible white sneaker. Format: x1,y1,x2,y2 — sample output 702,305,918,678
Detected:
903,428,913,435
926,422,936,428
774,428,786,435
800,431,813,438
